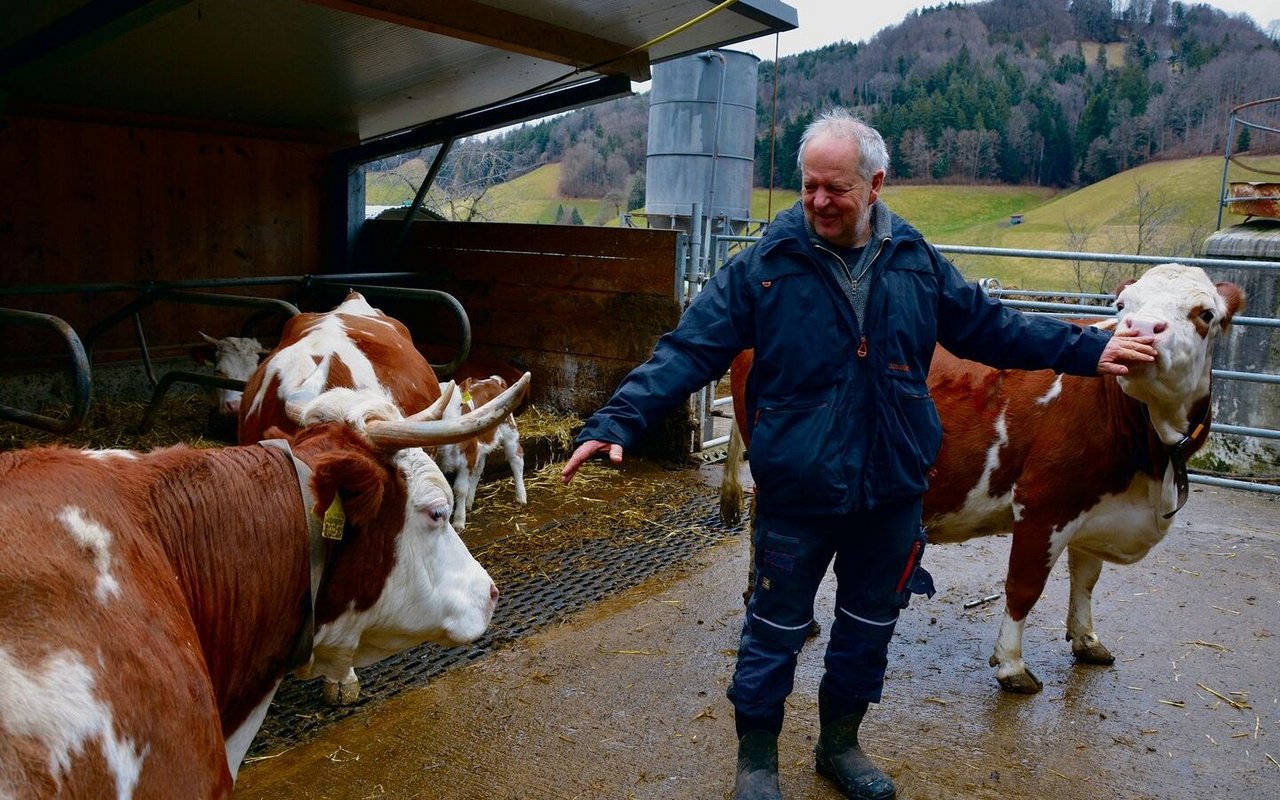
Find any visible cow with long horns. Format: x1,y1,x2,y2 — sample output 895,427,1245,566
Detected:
238,291,524,704
0,368,527,797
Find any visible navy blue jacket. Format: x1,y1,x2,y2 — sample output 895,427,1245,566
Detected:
577,201,1110,515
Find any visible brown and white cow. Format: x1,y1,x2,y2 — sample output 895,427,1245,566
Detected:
436,375,527,531
238,291,529,704
0,377,526,797
239,293,444,445
721,263,1245,693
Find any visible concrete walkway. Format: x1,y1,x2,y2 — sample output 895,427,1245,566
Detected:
235,476,1279,800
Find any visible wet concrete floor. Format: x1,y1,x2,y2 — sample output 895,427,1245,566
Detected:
235,461,1279,800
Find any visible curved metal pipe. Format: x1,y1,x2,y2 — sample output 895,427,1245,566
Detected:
0,307,92,434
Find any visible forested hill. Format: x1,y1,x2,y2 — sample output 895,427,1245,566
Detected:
378,0,1280,206
764,0,1279,187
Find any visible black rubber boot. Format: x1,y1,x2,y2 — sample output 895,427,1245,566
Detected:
814,701,896,800
734,730,783,800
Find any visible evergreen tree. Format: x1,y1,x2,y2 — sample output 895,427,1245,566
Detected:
627,175,646,212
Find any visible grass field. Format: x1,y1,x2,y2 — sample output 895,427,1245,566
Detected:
367,152,1280,291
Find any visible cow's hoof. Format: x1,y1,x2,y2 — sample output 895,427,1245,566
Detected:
720,499,742,526
995,668,1043,694
322,678,361,706
1071,640,1116,665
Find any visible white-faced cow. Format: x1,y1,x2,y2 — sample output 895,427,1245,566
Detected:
238,291,529,704
192,332,268,417
435,375,527,531
0,375,526,797
721,263,1245,693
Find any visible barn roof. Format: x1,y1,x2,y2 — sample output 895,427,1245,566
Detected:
0,0,797,155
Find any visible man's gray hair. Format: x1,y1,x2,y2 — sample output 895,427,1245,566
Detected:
796,107,890,182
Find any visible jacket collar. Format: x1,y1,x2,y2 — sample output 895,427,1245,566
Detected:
760,199,898,259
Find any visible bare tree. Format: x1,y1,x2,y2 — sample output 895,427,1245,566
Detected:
899,129,935,181
1064,217,1102,293
593,188,627,225
1129,178,1181,257
431,144,545,221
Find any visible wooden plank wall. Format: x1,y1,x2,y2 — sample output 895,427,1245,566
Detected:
359,218,687,428
0,112,350,371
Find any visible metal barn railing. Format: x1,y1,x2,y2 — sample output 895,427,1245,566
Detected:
1216,95,1280,230
0,273,471,436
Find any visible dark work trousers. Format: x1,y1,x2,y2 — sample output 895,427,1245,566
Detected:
726,498,929,736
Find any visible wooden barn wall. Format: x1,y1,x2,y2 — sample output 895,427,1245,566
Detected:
359,219,685,425
0,112,351,374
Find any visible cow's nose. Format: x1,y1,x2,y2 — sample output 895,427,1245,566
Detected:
1124,317,1168,337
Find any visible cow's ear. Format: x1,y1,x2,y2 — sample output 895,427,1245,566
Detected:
1113,277,1138,296
309,449,387,529
1215,282,1246,327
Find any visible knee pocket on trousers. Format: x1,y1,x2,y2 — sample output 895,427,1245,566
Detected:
758,530,801,575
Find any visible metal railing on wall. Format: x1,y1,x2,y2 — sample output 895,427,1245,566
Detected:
1216,95,1280,230
690,235,1280,498
0,273,471,435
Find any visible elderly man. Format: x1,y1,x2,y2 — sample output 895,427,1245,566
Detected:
562,108,1155,800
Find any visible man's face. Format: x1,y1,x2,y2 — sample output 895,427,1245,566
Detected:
800,134,884,248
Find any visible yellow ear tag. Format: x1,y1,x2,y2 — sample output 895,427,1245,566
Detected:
461,389,473,405
321,494,346,540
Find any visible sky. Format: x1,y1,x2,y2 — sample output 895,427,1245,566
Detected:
731,0,1280,60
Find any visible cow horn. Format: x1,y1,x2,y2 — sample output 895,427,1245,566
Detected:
404,381,457,423
365,372,530,450
282,381,457,430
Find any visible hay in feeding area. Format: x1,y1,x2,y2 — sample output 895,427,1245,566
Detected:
0,397,581,457
465,456,722,587
0,395,223,453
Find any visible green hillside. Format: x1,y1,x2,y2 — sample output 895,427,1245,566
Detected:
370,162,615,226
932,153,1280,289
487,164,614,225
370,152,1280,291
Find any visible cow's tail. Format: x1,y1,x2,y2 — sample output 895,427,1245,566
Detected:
719,421,746,526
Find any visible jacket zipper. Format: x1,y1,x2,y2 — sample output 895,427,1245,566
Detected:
815,237,888,360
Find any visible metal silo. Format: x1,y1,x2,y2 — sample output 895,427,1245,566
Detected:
645,49,759,235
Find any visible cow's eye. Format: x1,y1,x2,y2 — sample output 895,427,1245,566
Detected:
1199,309,1215,324
1114,300,1125,312
427,503,449,522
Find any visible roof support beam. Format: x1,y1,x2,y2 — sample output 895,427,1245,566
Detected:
0,0,193,76
307,0,651,82
342,73,633,164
